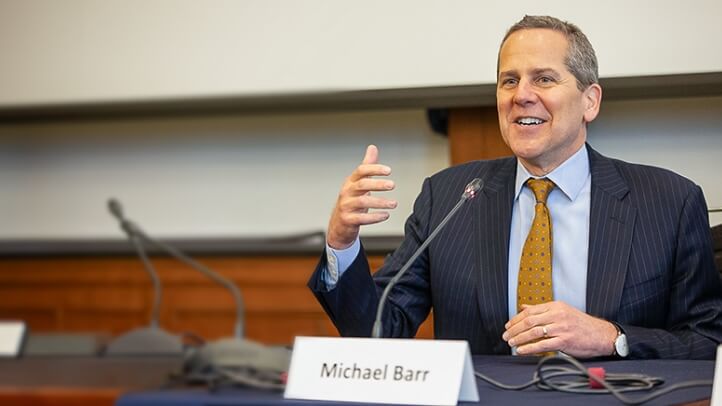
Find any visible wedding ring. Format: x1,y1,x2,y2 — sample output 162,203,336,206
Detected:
542,326,549,338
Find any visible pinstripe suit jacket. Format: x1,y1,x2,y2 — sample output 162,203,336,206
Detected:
308,145,722,359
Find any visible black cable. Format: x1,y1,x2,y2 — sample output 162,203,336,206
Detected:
475,354,713,405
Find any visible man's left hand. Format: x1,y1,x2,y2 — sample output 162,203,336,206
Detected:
502,301,618,358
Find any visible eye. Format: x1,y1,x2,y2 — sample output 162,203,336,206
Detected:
500,77,518,88
537,76,556,85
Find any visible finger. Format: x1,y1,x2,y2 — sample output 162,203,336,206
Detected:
352,164,392,180
361,145,379,165
354,178,395,193
340,179,393,201
505,313,525,330
507,325,550,348
522,303,553,316
344,211,391,226
505,304,550,329
503,313,551,341
505,308,532,330
339,195,397,213
516,336,563,356
355,195,398,211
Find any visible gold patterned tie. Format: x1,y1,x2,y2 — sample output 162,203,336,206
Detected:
517,178,555,312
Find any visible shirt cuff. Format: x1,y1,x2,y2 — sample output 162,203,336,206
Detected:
322,237,361,289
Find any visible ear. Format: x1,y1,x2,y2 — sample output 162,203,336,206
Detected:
582,83,602,123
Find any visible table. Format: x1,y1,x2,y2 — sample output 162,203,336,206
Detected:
116,355,715,405
0,356,182,406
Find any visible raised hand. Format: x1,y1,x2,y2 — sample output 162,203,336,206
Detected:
326,145,398,249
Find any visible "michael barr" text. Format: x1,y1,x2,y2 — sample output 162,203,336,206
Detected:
320,362,430,382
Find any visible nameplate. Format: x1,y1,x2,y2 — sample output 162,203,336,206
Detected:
0,321,26,357
712,345,722,406
284,336,479,406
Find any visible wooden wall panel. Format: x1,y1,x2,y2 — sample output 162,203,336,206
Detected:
0,255,433,346
448,106,512,165
0,388,119,406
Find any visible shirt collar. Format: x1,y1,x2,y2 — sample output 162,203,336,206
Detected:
514,145,590,202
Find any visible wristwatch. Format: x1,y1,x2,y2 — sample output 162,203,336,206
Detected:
612,324,629,358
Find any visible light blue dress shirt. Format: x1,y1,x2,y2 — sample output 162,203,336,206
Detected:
508,146,590,319
323,237,360,288
324,146,592,321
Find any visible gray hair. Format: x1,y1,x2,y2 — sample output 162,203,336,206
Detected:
499,15,599,91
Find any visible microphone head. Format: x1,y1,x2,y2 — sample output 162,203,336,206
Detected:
108,198,124,220
462,178,483,200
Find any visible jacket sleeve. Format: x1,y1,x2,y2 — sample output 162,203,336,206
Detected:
621,185,722,359
307,178,436,338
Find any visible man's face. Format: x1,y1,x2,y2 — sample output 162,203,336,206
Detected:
496,28,601,175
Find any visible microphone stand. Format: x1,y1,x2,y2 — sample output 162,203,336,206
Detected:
106,204,183,356
132,229,245,338
372,178,483,338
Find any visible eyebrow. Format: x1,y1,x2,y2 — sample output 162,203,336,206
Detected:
532,68,562,77
498,67,562,79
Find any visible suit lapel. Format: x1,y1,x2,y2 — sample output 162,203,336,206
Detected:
586,146,636,319
473,158,516,344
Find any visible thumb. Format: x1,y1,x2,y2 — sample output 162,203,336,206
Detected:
361,144,379,165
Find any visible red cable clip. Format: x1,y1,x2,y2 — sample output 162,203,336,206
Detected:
587,367,605,389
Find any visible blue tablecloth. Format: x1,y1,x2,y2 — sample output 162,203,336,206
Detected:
117,355,714,405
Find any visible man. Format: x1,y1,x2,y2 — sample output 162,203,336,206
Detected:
308,15,722,359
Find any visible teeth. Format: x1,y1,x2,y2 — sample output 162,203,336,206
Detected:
516,117,544,125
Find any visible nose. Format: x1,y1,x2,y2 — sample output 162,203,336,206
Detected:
512,79,538,105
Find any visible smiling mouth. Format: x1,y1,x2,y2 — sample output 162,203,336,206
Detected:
515,117,546,126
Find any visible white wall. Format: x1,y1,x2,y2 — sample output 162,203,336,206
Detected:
0,109,449,238
1,0,721,106
589,96,722,226
0,1,720,238
0,96,720,239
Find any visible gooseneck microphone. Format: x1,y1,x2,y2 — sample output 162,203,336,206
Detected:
106,198,183,355
106,199,290,388
371,178,484,339
108,199,163,330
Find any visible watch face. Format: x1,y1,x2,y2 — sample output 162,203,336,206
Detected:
615,334,629,357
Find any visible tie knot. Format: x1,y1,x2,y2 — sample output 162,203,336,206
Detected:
527,178,555,203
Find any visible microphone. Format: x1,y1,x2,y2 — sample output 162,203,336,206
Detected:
108,198,124,220
371,178,483,339
106,199,290,388
105,198,183,355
